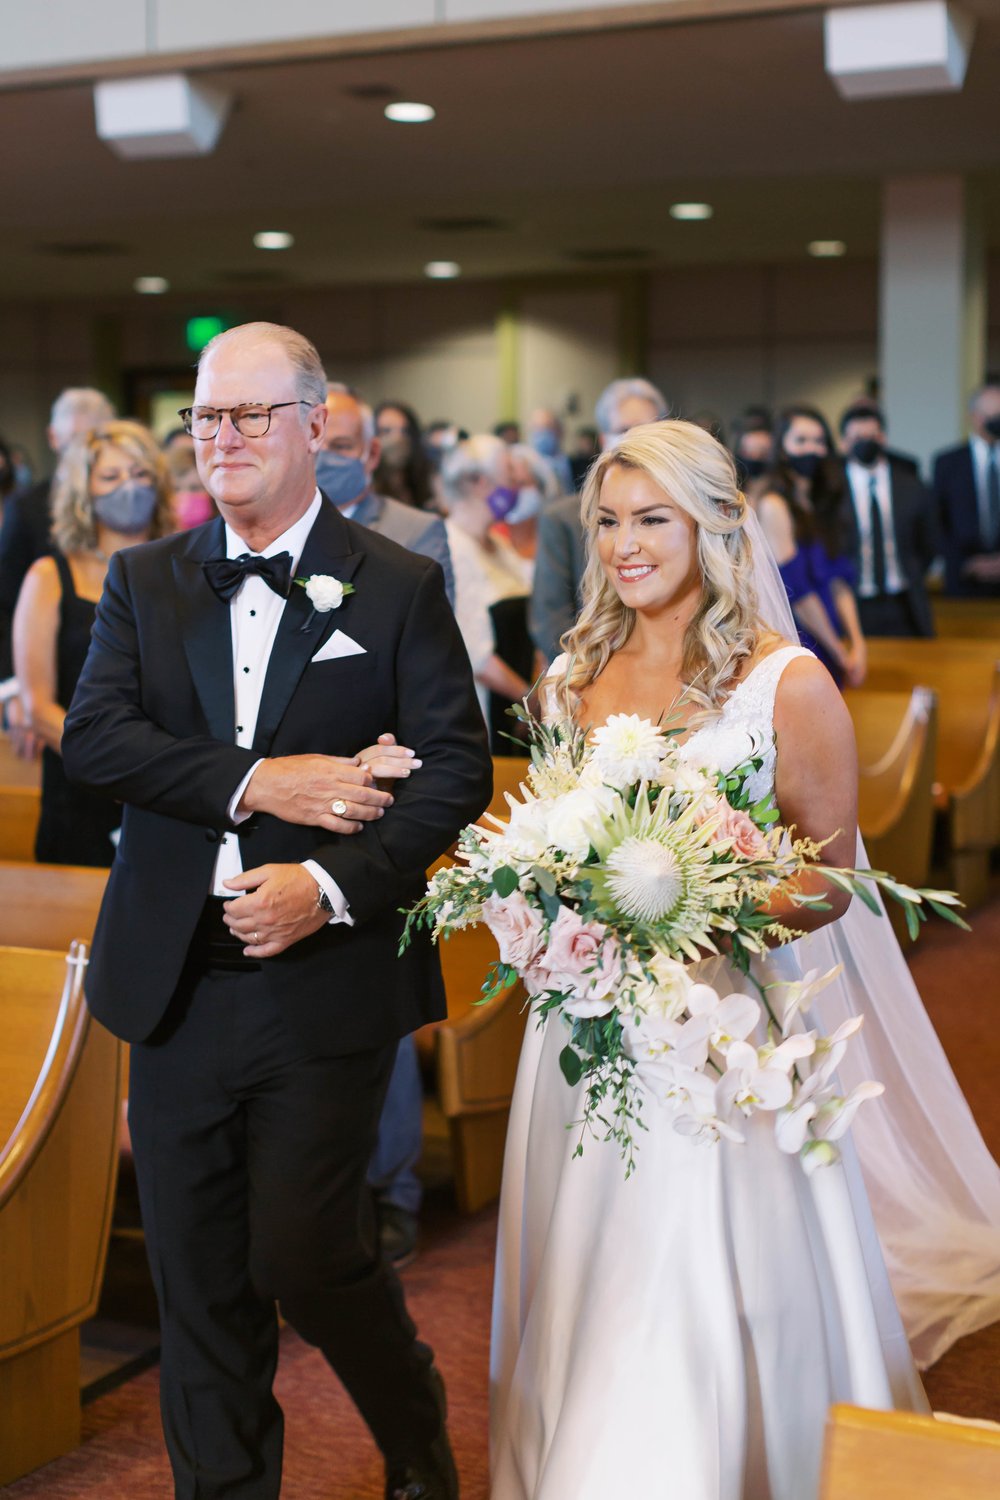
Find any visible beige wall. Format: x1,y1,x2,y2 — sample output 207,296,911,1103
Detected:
1,254,997,475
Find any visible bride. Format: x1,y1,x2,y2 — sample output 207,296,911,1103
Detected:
489,420,1000,1500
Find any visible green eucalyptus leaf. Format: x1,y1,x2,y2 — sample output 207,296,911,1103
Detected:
492,866,520,898
559,1044,585,1087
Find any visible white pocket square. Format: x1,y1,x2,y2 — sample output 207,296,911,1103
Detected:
310,630,367,663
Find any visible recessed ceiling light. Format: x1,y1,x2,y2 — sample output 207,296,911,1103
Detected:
424,261,461,279
669,202,713,221
134,275,169,294
253,230,294,250
808,239,847,258
385,101,436,124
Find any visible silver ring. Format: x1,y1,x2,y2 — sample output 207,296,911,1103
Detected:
331,798,348,817
252,930,259,944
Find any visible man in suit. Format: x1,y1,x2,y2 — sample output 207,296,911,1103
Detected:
933,377,1000,597
0,386,114,679
529,377,667,663
321,383,454,1268
839,402,937,637
62,322,492,1500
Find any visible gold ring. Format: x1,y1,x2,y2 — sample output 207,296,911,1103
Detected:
252,930,259,944
331,798,348,816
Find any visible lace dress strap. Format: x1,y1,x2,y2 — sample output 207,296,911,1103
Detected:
728,644,815,725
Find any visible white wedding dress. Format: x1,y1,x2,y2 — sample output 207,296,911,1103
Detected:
490,646,930,1500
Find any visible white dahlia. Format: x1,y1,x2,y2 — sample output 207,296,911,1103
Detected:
590,714,667,789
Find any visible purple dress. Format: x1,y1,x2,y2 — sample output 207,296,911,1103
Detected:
780,541,856,680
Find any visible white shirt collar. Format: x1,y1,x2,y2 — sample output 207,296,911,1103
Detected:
224,488,322,571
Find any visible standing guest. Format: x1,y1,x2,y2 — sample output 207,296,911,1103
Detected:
758,405,867,685
494,420,521,446
730,416,775,508
933,377,1000,596
837,394,920,476
0,386,114,679
527,409,574,496
13,420,173,866
568,425,600,491
840,402,936,637
321,381,455,1267
62,321,491,1500
0,437,17,519
530,377,668,665
441,435,534,746
373,400,436,511
503,443,560,576
163,426,218,530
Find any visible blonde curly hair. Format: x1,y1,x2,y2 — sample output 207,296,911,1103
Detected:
50,420,174,554
558,419,763,719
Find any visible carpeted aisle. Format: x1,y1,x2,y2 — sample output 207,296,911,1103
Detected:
6,893,1000,1499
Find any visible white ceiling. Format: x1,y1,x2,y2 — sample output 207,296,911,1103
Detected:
0,5,997,300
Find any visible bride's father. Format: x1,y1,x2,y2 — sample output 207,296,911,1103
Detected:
62,322,491,1500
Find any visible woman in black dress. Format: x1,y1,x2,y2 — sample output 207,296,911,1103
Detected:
12,419,174,866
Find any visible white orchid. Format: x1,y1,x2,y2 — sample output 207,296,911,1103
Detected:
686,984,761,1055
590,713,668,788
765,964,844,1034
715,1040,795,1120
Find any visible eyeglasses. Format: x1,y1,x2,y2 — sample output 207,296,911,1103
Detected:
178,401,314,440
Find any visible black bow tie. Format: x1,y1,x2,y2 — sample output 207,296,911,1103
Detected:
202,551,293,603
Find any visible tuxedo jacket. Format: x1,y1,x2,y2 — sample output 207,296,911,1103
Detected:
350,489,455,606
841,460,938,636
932,441,1000,597
62,496,492,1054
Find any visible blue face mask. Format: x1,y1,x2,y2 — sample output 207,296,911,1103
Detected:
93,480,158,535
531,429,560,459
316,450,368,509
506,485,543,523
487,485,519,521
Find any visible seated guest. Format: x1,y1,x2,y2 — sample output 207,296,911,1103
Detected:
758,404,866,685
373,400,436,510
529,377,668,664
12,420,173,865
0,386,114,679
440,435,533,746
933,376,1000,596
840,402,936,637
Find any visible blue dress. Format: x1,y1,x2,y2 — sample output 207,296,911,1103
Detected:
780,541,856,680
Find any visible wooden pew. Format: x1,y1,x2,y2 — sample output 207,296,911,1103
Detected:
845,688,938,936
933,597,1000,640
0,943,124,1484
0,785,40,862
0,732,42,788
0,860,107,951
821,1403,1000,1498
860,639,1000,906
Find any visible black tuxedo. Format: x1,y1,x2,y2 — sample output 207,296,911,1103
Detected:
933,440,1000,597
62,496,492,1498
842,459,937,637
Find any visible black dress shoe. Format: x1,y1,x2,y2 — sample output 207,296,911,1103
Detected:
384,1367,458,1500
378,1201,419,1269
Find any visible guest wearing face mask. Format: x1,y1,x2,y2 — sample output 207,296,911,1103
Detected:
527,408,574,496
840,403,936,637
12,420,174,865
758,404,867,685
440,435,534,748
731,416,775,508
501,443,560,576
933,377,1000,596
372,400,436,511
162,426,217,530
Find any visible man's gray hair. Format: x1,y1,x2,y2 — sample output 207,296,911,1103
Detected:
199,322,327,406
594,377,669,437
49,388,115,443
440,434,507,504
327,382,376,445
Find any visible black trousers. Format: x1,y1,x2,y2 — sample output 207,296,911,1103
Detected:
857,590,924,637
128,956,442,1500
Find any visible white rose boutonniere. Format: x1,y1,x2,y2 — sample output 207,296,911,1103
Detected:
294,573,355,629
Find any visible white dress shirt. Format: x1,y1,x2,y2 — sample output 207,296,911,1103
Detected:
970,435,1000,549
846,458,907,597
210,489,352,925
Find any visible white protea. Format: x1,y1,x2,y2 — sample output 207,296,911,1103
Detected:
606,837,685,923
590,714,668,789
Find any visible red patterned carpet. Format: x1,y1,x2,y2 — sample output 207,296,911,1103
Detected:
8,894,1000,1499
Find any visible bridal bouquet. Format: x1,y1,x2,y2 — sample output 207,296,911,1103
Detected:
402,712,965,1175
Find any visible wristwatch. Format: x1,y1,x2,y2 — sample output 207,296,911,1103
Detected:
315,882,334,914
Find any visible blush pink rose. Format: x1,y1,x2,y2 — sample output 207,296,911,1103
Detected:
712,804,768,861
539,905,622,1016
482,891,545,970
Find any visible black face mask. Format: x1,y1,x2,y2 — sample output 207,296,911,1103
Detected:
849,438,883,468
984,415,1000,442
787,452,824,480
739,457,769,481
